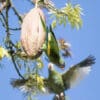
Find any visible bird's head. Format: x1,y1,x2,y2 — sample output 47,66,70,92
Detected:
59,58,65,69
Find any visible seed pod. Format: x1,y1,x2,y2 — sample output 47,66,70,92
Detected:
21,7,46,58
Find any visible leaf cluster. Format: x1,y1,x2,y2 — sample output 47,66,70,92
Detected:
51,3,83,29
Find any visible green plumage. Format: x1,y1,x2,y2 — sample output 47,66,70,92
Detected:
11,55,95,100
46,56,95,99
48,66,64,94
43,26,65,68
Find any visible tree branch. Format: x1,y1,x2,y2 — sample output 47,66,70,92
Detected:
11,55,25,80
9,27,21,31
11,5,22,23
1,0,24,79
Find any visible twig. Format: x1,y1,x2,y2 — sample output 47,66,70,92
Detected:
47,4,68,16
2,0,24,79
11,55,25,80
10,0,23,22
0,12,6,24
9,27,21,31
11,5,22,23
0,16,6,27
0,12,21,31
5,3,9,33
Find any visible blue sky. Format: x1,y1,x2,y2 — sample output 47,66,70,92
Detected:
0,0,100,100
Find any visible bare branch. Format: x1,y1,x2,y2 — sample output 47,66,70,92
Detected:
11,5,22,23
9,27,21,31
11,55,25,80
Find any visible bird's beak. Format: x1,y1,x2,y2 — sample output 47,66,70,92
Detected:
61,67,65,70
60,63,65,70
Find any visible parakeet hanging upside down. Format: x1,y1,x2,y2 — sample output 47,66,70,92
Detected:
43,26,65,68
11,55,95,100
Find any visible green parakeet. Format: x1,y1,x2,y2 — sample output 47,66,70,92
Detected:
46,55,95,100
43,26,65,68
11,55,95,100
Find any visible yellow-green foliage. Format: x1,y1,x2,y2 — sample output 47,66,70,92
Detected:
63,3,82,29
0,46,10,60
25,74,45,93
51,3,83,29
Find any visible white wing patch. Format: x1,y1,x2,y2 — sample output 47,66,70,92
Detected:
19,85,50,95
19,85,30,93
70,66,91,88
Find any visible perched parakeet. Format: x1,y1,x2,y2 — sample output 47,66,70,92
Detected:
11,55,95,100
43,26,65,68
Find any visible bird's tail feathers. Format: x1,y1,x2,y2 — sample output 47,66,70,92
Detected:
11,78,27,88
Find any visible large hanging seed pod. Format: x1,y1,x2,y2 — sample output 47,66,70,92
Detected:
21,7,46,58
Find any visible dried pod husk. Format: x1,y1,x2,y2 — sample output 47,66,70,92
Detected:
21,7,46,58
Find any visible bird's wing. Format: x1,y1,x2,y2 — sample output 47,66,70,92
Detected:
62,55,95,89
10,78,31,93
11,77,52,94
47,26,59,56
43,78,53,93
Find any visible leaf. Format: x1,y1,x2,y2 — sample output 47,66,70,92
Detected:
15,41,21,49
64,3,83,29
34,75,45,90
0,46,10,60
36,58,44,69
49,3,83,29
40,15,46,32
51,20,57,29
